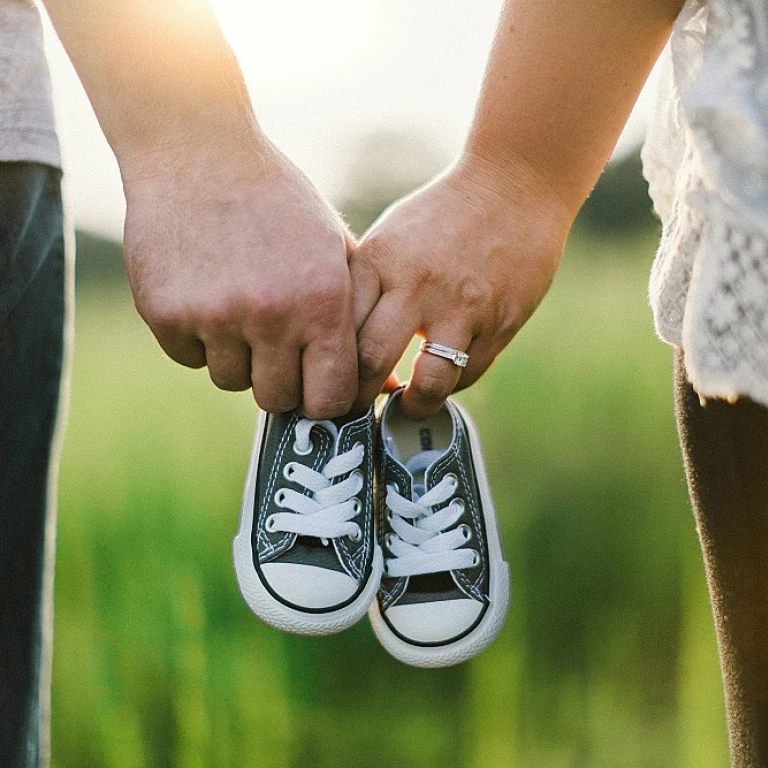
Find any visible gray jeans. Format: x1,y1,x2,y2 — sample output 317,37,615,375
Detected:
0,162,70,768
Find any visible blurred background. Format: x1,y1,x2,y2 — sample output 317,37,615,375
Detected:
45,1,729,766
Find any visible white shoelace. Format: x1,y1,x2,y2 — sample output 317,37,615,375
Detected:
266,418,365,542
384,450,478,578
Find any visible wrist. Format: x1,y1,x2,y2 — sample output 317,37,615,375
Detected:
107,43,266,184
450,148,574,245
117,101,270,190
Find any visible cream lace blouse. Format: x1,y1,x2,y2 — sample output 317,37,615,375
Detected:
642,0,768,405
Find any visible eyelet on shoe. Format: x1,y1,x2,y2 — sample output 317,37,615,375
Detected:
470,550,480,567
385,532,397,550
292,439,312,456
283,463,297,481
445,473,459,489
274,490,287,506
459,524,472,542
351,498,362,515
347,526,362,542
265,515,278,533
452,498,466,515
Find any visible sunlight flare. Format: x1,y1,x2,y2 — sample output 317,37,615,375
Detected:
212,0,371,84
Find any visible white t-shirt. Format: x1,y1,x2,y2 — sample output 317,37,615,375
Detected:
0,0,60,168
642,0,768,405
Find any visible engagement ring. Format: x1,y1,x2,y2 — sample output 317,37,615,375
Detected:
419,340,469,368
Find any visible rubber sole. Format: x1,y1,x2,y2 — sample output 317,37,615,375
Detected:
368,400,510,667
233,409,383,636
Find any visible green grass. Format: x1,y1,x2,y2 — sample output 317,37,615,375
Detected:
52,228,729,767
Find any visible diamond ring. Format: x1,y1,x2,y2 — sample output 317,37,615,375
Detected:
418,340,469,368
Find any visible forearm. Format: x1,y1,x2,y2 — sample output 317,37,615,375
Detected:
42,0,261,176
464,0,685,220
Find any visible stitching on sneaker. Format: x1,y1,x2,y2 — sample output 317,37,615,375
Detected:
431,422,487,602
332,416,372,581
257,413,300,558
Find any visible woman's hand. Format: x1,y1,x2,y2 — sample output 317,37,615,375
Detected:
350,153,572,419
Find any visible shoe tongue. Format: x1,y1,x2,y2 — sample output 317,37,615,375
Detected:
312,411,365,453
405,449,445,499
316,419,340,447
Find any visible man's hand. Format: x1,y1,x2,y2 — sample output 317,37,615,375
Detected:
122,138,358,418
42,0,358,418
350,154,571,419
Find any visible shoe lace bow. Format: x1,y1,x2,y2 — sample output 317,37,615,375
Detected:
266,418,364,542
384,450,478,578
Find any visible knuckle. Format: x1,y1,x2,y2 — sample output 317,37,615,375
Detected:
255,395,300,414
156,338,205,369
208,368,250,392
303,393,355,421
397,259,438,299
358,235,394,268
411,260,439,289
349,250,380,284
244,286,290,327
307,276,348,320
243,277,348,332
137,288,232,338
253,379,301,414
135,289,186,332
455,278,487,314
199,300,233,334
358,337,390,381
493,298,523,340
240,283,292,327
241,290,286,328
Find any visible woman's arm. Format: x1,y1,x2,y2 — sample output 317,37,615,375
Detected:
351,0,685,418
466,0,684,218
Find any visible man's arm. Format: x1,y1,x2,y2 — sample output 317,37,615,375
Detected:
351,0,684,418
43,0,358,418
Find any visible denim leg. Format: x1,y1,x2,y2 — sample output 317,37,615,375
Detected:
0,163,70,768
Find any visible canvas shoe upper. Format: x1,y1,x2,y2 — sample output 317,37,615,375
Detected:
234,407,382,635
368,390,510,667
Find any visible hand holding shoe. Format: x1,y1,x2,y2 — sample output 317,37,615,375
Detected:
122,138,359,419
350,153,571,420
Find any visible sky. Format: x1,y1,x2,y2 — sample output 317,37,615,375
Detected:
43,0,654,240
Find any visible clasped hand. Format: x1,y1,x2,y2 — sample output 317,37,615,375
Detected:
123,140,569,420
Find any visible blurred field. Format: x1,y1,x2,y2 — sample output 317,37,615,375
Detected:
52,226,729,767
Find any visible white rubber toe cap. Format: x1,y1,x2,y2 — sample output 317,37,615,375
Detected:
385,599,484,644
260,563,358,610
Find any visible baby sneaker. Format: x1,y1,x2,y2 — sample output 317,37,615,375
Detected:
368,390,510,667
233,407,382,635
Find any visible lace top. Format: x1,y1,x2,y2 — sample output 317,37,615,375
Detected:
642,0,768,405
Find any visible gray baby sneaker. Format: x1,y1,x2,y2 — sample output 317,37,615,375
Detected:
369,390,510,667
234,407,382,635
